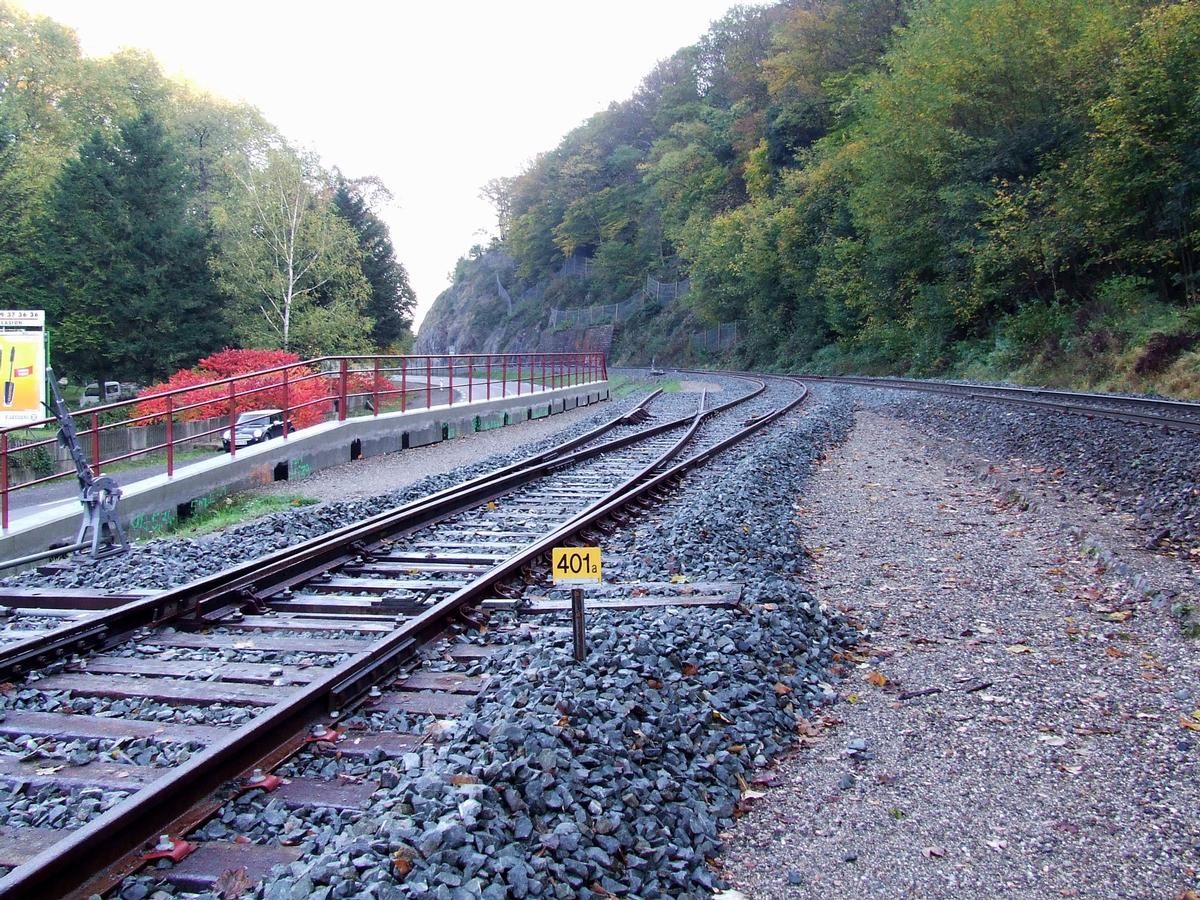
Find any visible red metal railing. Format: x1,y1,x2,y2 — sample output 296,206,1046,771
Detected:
0,352,607,531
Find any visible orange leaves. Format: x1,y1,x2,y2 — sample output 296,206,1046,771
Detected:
1179,712,1200,732
866,670,889,687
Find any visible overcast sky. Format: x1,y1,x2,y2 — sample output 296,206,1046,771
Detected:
18,0,756,329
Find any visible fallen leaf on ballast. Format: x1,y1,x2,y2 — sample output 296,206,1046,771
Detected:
1037,734,1067,746
985,838,1008,852
1105,646,1127,658
774,682,793,695
866,670,889,687
214,867,254,898
391,854,413,878
681,663,699,677
1006,644,1033,654
1104,610,1133,622
449,774,480,785
1179,712,1200,732
670,574,688,584
1058,763,1084,775
921,846,947,859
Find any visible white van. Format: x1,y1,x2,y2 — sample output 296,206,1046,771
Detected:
79,381,135,407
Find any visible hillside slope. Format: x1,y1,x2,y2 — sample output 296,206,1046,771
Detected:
418,0,1200,396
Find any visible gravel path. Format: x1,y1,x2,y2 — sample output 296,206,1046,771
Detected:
719,402,1200,898
249,402,612,504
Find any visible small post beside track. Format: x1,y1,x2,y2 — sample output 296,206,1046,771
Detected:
571,588,586,662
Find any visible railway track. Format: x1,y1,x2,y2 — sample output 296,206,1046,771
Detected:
801,374,1200,432
0,374,810,898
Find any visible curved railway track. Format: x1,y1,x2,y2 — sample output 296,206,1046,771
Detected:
801,374,1200,432
0,374,810,899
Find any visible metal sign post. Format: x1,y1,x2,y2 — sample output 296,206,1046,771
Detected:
551,546,602,662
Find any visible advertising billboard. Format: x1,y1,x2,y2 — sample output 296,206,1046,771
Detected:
0,310,46,427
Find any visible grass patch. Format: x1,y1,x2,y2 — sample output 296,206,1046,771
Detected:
160,493,318,538
607,374,682,399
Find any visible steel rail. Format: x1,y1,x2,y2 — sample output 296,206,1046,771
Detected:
800,374,1200,432
0,388,683,678
0,376,777,900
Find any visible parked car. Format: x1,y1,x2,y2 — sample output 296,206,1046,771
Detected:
79,381,139,407
222,409,289,452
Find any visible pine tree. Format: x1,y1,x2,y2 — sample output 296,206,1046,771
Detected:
39,111,230,386
332,177,416,349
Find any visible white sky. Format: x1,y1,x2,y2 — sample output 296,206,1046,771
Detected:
17,0,756,329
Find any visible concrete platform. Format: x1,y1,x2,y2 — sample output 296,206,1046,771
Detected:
1,382,608,563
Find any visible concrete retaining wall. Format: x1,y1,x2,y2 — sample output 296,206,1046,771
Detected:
2,382,608,563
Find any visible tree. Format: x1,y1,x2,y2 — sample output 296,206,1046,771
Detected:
332,175,416,349
1078,2,1200,301
213,146,371,352
37,111,229,386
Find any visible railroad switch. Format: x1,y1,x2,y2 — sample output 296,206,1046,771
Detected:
143,835,195,863
239,768,283,794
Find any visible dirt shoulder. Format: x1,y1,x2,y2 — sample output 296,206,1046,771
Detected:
718,408,1200,899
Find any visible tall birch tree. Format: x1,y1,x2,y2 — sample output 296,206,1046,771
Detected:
213,146,370,352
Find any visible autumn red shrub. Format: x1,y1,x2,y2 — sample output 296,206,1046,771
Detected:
134,349,339,428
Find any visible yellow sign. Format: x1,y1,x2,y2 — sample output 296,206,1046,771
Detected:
551,546,602,584
0,310,46,427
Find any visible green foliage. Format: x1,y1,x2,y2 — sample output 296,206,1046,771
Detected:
415,0,1200,397
211,147,373,355
1,4,415,383
37,112,229,388
333,176,417,348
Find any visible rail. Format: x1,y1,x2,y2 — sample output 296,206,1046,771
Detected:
800,375,1200,432
0,352,607,530
0,376,804,897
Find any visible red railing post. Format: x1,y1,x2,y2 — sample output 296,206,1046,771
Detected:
541,356,546,391
338,358,349,421
401,358,408,413
529,354,535,393
516,356,522,397
166,395,174,477
426,357,432,409
486,356,492,401
282,367,290,438
373,358,381,417
1,432,8,531
91,412,101,474
228,382,237,459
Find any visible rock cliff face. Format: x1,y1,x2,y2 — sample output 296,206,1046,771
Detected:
415,252,527,354
416,249,704,364
416,250,615,356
